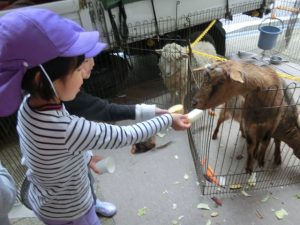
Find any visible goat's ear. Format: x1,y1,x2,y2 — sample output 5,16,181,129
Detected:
192,66,205,72
155,49,163,55
230,69,244,83
181,53,189,58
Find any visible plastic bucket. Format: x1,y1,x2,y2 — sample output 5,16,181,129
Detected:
258,18,283,50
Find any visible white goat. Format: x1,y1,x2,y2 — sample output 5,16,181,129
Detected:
156,41,217,109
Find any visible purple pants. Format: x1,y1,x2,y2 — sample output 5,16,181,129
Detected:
36,205,101,225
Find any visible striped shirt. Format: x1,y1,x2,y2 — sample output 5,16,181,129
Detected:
17,95,172,220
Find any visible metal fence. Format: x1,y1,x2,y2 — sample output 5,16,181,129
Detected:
189,1,300,195
190,67,300,195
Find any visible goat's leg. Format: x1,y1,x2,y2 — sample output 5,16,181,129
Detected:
253,142,260,160
212,113,227,140
273,138,282,165
257,132,272,168
245,137,258,174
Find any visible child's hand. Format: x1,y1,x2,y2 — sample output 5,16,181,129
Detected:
89,155,102,174
170,113,191,130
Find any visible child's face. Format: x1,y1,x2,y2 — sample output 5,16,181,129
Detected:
53,64,85,101
82,58,95,79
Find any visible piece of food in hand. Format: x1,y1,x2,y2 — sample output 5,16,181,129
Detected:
187,109,204,123
168,104,184,114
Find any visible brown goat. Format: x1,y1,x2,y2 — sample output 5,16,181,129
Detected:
210,80,300,166
272,81,300,163
192,60,285,173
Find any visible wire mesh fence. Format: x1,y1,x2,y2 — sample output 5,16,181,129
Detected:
190,65,300,195
188,1,300,194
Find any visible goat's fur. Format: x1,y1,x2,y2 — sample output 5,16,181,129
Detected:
192,60,285,173
212,96,245,140
157,41,216,110
272,81,300,162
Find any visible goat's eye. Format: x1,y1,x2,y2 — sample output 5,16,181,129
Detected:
209,79,225,98
211,78,225,91
211,78,224,88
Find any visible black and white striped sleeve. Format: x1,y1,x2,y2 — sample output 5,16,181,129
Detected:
65,114,172,153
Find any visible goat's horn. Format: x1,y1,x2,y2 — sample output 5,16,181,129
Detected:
192,66,205,72
155,49,163,54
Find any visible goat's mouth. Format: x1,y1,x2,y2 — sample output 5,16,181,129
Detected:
203,81,227,107
193,98,210,110
195,91,221,110
194,87,218,109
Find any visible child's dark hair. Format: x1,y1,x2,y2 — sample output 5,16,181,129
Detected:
22,55,84,100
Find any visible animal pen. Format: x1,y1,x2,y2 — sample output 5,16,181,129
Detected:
1,0,300,201
84,0,300,196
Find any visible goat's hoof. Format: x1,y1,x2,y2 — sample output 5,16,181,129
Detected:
212,134,217,140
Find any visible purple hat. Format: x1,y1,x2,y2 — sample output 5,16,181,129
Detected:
66,19,107,58
0,8,102,116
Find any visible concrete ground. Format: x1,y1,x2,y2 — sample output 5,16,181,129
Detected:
10,128,300,225
92,128,300,225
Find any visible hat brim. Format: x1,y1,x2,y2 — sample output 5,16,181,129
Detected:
64,19,107,58
61,31,100,57
0,63,24,117
85,42,107,58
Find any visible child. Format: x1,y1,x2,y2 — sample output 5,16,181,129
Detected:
64,19,170,218
65,19,171,218
0,8,190,225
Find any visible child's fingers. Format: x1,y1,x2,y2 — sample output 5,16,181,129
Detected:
182,120,191,129
90,164,101,174
171,114,191,130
